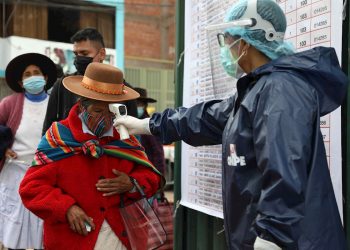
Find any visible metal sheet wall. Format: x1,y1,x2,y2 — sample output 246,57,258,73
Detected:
125,67,175,112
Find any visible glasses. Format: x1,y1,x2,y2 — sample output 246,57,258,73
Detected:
217,33,226,48
217,33,241,49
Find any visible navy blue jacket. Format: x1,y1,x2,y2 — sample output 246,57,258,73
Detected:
149,47,348,249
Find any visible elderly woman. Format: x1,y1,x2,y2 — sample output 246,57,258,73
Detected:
0,53,57,250
19,62,163,250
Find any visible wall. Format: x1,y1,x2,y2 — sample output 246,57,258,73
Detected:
1,1,115,45
6,4,48,39
125,67,174,112
0,1,176,108
124,0,176,63
80,11,115,48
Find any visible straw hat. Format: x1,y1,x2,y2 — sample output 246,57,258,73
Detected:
5,53,57,93
62,62,139,102
134,87,157,103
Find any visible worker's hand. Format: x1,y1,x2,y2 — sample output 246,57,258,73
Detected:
254,237,281,250
66,205,95,236
5,148,17,159
113,116,151,135
96,169,134,196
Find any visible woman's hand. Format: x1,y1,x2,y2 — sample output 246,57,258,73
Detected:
96,169,134,196
5,148,17,159
66,205,95,236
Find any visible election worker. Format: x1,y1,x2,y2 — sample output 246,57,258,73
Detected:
114,0,348,249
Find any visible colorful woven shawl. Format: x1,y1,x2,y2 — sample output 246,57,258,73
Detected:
33,122,161,176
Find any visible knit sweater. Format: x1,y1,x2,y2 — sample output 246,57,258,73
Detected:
19,105,161,250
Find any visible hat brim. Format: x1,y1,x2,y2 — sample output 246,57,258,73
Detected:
5,53,57,93
138,97,157,103
62,76,140,102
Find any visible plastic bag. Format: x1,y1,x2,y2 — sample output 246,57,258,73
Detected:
119,178,166,250
151,198,173,250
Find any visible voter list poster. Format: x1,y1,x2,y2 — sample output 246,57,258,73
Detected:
181,0,344,219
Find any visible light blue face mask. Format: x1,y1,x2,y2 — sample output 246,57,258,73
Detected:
22,75,46,94
137,107,145,118
220,39,245,78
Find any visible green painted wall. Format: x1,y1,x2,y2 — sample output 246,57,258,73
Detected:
125,67,175,111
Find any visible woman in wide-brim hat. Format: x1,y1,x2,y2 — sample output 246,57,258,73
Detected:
0,52,57,249
20,62,164,250
5,53,57,93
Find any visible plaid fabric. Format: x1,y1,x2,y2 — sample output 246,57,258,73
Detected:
32,121,160,175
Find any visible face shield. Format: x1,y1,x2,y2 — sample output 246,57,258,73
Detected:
205,0,285,98
206,19,253,98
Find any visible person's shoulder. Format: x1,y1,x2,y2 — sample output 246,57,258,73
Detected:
55,71,79,83
49,76,63,92
1,92,23,103
46,119,70,133
255,71,317,109
51,73,76,94
262,70,314,93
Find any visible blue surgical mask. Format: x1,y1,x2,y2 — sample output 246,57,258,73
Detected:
137,107,145,118
23,75,46,94
220,39,245,79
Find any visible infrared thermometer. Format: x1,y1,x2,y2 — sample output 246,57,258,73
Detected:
109,103,130,140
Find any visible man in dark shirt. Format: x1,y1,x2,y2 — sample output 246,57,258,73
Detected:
42,28,137,134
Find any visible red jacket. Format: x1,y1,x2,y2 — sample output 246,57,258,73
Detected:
19,105,161,250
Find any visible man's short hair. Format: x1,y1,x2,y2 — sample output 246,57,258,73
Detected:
70,28,105,48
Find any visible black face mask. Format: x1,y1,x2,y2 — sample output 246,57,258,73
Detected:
74,55,94,75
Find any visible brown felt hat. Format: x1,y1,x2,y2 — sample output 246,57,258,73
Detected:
62,62,139,102
5,53,57,93
134,87,157,103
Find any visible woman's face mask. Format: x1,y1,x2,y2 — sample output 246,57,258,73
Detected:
81,108,114,138
220,38,245,79
22,75,46,94
80,101,114,138
137,107,145,118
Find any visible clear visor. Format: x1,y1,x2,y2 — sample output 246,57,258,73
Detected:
206,22,247,99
